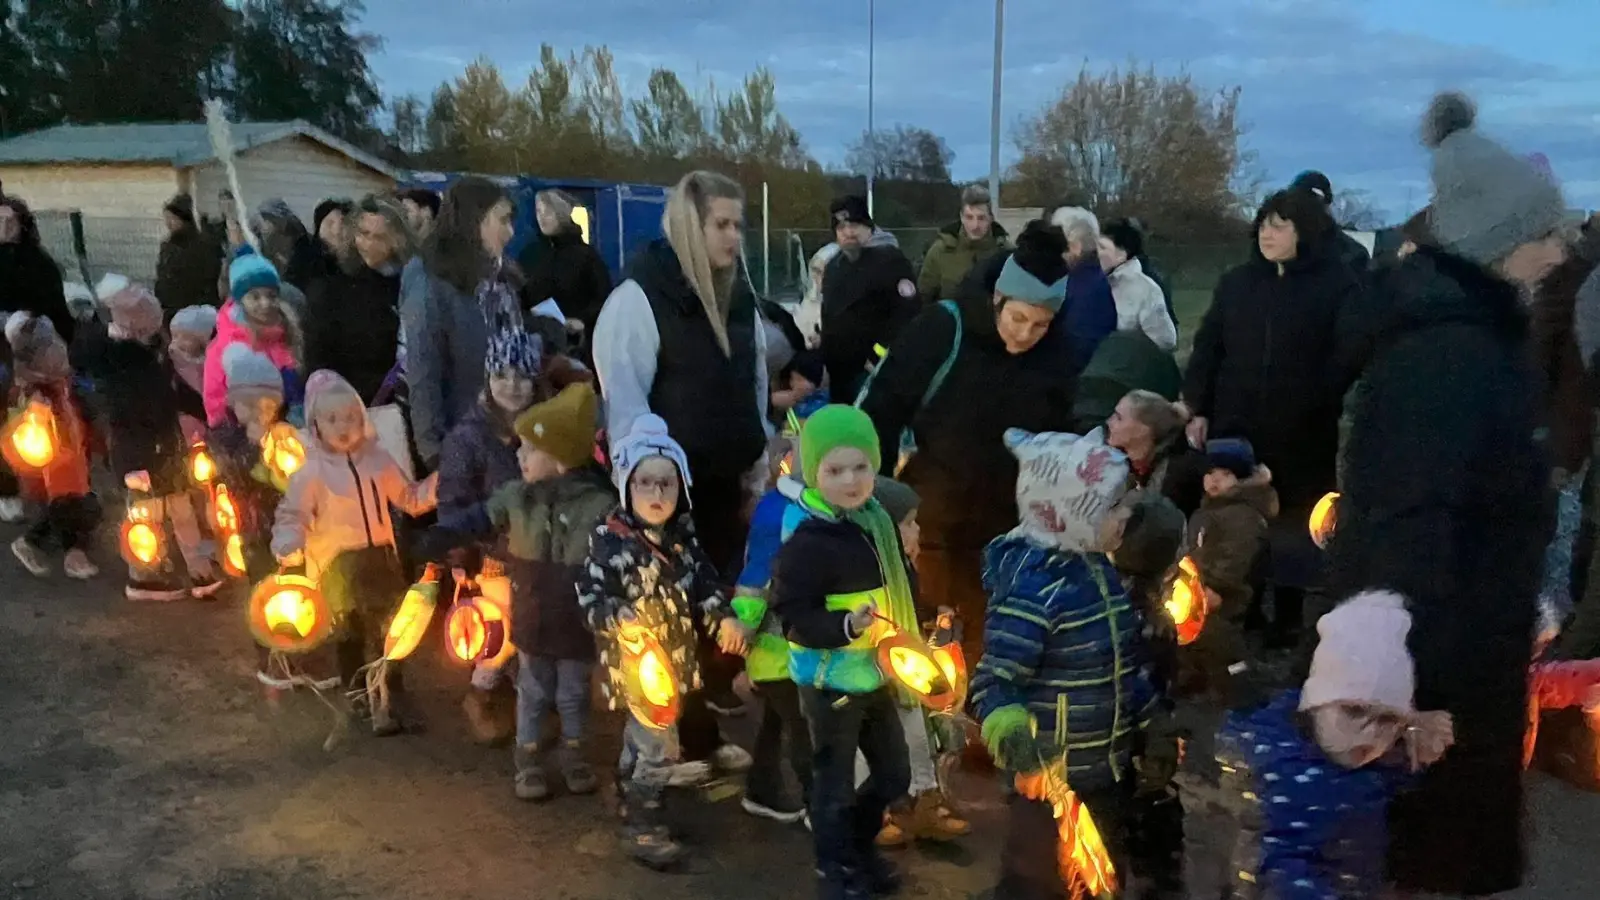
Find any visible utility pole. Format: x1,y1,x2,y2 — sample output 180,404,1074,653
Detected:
988,0,1004,208
866,0,876,218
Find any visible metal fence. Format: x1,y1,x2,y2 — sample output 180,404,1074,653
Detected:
34,212,165,285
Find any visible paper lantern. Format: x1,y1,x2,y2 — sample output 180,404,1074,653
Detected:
617,621,682,730
247,573,333,653
212,483,239,535
383,563,440,662
261,422,306,481
118,502,166,568
1164,556,1207,646
189,443,217,485
221,532,247,577
1015,764,1118,899
2,400,57,471
1309,492,1340,550
443,576,506,665
877,631,963,712
931,640,969,710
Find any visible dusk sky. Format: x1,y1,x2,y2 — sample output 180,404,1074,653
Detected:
365,0,1600,221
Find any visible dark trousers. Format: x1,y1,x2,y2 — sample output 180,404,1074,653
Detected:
747,678,813,808
799,685,911,877
915,530,989,666
683,468,751,757
997,782,1134,900
26,494,101,552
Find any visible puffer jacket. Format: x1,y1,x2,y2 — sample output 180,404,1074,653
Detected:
734,475,806,683
917,220,1008,304
1105,257,1177,351
1216,689,1405,900
437,402,520,524
1188,471,1279,705
270,372,437,580
202,299,301,426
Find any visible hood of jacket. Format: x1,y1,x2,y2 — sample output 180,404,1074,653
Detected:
866,228,899,249
936,220,1008,251
218,299,292,357
1004,426,1131,552
1107,255,1147,285
627,237,756,321
303,368,375,454
1369,246,1528,361
1203,469,1281,519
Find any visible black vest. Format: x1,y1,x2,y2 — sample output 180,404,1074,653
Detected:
628,240,766,479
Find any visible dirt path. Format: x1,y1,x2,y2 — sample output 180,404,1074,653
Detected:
1,537,1597,899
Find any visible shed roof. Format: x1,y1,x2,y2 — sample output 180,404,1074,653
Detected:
0,120,400,179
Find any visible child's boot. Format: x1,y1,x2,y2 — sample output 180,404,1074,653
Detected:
874,801,911,848
560,739,599,795
619,783,683,869
909,790,970,841
370,690,401,737
514,743,551,801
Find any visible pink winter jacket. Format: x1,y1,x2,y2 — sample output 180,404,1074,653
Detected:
202,300,300,426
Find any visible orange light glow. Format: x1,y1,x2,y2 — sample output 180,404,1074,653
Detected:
618,622,682,730
7,401,57,470
222,533,247,577
189,444,216,484
213,484,239,534
1015,767,1118,899
261,423,306,480
264,588,318,638
876,631,963,712
247,574,331,653
1309,492,1340,550
120,521,163,566
1164,556,1207,646
384,564,440,662
446,602,488,662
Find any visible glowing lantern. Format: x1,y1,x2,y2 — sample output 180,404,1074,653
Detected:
877,631,963,712
1309,492,1340,550
384,564,441,662
189,443,217,485
213,483,240,535
1164,556,1208,646
445,601,489,662
617,621,682,730
261,422,306,481
247,573,333,653
1015,764,1118,899
221,532,247,577
119,518,165,568
2,400,58,471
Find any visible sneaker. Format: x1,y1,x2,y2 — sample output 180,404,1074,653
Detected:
711,743,753,772
188,570,225,600
126,579,189,602
741,795,807,824
11,536,49,576
560,741,599,795
664,760,713,787
63,549,98,580
514,745,552,801
0,497,23,523
621,824,684,870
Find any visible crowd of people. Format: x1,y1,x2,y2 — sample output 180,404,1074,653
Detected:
1,88,1599,899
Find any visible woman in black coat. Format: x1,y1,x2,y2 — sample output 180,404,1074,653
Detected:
517,189,612,349
0,195,73,343
304,196,414,404
1180,189,1362,642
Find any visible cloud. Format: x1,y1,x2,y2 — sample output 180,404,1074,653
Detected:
367,0,1600,215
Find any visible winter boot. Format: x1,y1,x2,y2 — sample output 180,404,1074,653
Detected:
619,782,683,869
909,790,970,841
514,744,551,801
560,739,599,795
875,799,912,848
370,689,401,737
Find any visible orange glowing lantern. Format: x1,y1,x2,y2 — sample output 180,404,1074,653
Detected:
2,400,58,471
189,443,217,485
212,483,240,535
247,573,333,653
1309,492,1340,550
1164,556,1208,646
617,620,682,730
384,564,441,662
221,532,248,577
1015,763,1118,899
261,422,306,481
119,514,165,568
877,631,964,712
445,601,489,662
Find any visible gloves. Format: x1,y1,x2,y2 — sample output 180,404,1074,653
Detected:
983,704,1042,774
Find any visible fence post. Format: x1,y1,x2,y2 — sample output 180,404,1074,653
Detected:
762,181,771,299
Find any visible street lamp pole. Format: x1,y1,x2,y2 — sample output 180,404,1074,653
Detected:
867,0,876,218
988,0,1004,208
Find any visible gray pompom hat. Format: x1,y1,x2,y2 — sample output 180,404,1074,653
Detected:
1422,91,1565,267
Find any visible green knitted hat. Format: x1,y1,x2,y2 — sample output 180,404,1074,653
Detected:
800,404,881,486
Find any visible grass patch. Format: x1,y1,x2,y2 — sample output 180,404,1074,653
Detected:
1172,288,1212,367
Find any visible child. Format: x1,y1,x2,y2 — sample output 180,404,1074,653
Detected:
204,248,301,427
769,405,915,899
439,327,543,742
971,427,1158,900
168,305,217,444
770,348,831,422
439,382,614,800
6,314,100,580
272,370,438,735
1189,437,1278,706
1217,591,1453,899
577,414,750,869
75,282,217,600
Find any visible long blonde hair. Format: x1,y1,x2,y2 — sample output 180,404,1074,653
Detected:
342,195,417,275
663,170,745,355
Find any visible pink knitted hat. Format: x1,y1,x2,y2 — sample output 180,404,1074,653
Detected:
1301,590,1417,714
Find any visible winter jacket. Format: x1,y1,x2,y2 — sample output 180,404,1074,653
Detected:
1188,472,1278,702
1140,255,1176,326
72,324,203,490
304,261,403,405
1327,229,1373,276
445,467,616,661
437,402,521,525
210,418,283,555
592,239,769,482
202,300,301,427
1216,689,1404,900
1328,247,1549,895
1105,257,1177,351
0,241,73,345
577,508,734,712
858,253,1076,550
1061,255,1119,376
971,536,1158,793
1182,241,1363,517
1071,330,1182,432
734,476,805,683
516,224,613,337
271,378,438,580
917,221,1008,304
820,231,920,400
400,257,507,468
1530,228,1600,474
155,225,223,317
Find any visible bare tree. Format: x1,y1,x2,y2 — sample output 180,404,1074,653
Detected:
1329,188,1386,230
845,125,954,183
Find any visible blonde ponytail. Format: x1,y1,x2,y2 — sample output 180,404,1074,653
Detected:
663,170,745,356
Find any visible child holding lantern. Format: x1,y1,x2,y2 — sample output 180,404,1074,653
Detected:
272,370,438,735
168,305,217,444
203,247,302,427
577,414,750,870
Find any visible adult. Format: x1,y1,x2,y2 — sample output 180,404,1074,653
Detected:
1098,218,1177,351
515,188,612,343
1102,389,1202,516
253,199,328,312
1181,188,1362,645
155,194,223,320
0,195,72,344
818,195,919,401
1289,170,1373,274
313,198,354,259
858,220,1076,664
1049,206,1119,374
401,176,521,469
917,184,1008,304
399,188,440,241
305,196,415,405
1326,92,1560,897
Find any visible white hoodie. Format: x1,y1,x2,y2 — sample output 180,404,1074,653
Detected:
1107,257,1178,352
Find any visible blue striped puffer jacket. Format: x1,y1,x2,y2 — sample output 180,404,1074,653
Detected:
971,534,1159,792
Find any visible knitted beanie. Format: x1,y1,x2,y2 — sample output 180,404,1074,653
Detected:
1423,92,1566,267
169,305,219,339
799,404,881,487
514,382,598,469
873,476,921,525
484,328,543,377
222,343,285,401
611,414,693,501
1112,492,1187,579
229,247,280,300
1300,590,1416,713
1205,437,1257,480
103,280,164,343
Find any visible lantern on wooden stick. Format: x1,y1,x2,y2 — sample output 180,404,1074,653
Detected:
383,564,441,663
1309,492,1340,550
875,611,965,713
247,573,333,654
1163,556,1208,646
616,618,682,730
443,574,506,665
221,532,248,577
261,422,306,482
2,399,58,472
